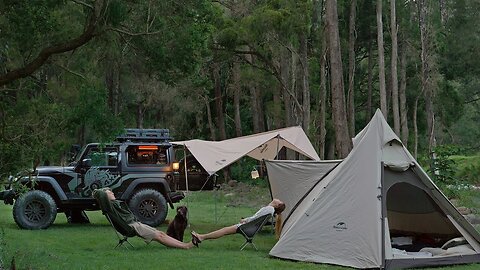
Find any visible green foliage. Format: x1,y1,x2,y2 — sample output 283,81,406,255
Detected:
436,80,464,128
107,0,129,27
1,0,65,53
67,84,122,142
455,188,480,213
458,164,480,185
454,155,480,185
429,145,460,187
229,157,269,187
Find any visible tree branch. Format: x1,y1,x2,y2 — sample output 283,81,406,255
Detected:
56,64,86,80
0,0,105,86
70,0,93,9
465,96,480,104
109,27,162,36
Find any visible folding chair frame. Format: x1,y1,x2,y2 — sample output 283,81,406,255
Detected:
104,213,135,249
237,214,272,251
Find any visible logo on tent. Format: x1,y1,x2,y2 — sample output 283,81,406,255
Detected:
333,222,347,231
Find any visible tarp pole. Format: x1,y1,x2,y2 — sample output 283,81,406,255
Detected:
183,145,189,223
275,134,280,160
184,145,189,195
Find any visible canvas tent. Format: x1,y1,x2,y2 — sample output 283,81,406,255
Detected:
265,160,340,219
268,109,480,269
172,126,320,176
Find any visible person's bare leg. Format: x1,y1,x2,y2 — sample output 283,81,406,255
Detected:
153,231,194,249
194,225,237,241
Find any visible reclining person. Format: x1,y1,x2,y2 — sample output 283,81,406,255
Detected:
93,188,195,249
191,199,285,245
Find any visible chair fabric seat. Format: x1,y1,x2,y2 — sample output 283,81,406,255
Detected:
237,214,272,250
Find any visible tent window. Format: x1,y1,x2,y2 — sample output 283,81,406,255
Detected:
386,182,461,251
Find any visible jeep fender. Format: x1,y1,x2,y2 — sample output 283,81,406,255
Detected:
119,178,174,208
20,176,68,201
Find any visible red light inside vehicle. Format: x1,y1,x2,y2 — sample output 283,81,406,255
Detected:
138,145,158,150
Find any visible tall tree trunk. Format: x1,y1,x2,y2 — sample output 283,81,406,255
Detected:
245,53,265,133
290,47,300,127
439,0,447,26
79,123,86,146
213,62,229,181
272,88,283,129
204,95,216,141
250,83,263,133
418,0,435,152
250,85,260,133
326,0,352,158
281,48,292,128
232,61,242,137
318,31,328,159
136,102,144,129
399,38,408,146
106,57,121,116
347,0,357,137
413,97,419,158
256,84,266,132
213,63,227,140
390,0,400,135
366,39,374,124
377,0,387,117
299,31,311,132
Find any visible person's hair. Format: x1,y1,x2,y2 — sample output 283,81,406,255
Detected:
274,202,285,239
275,213,283,240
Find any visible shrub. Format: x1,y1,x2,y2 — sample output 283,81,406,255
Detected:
457,163,480,185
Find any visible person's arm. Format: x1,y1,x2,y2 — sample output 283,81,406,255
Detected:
240,206,274,224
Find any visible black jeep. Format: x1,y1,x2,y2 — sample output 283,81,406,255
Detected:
0,129,184,229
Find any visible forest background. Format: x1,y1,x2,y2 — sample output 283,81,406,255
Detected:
1,0,479,186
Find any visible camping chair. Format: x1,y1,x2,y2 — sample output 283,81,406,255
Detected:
96,198,139,249
102,209,137,249
93,188,139,249
237,214,272,251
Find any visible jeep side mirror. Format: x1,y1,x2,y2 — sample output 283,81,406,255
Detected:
82,159,92,167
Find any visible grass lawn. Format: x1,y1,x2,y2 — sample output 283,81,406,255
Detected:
1,188,479,270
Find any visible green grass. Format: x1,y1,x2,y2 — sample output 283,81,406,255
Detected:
0,189,479,270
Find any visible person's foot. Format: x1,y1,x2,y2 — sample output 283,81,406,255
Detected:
191,231,203,242
191,232,201,247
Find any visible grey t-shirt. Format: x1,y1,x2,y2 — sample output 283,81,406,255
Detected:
240,205,274,224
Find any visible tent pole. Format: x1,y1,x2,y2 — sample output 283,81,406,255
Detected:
213,174,218,223
275,134,280,160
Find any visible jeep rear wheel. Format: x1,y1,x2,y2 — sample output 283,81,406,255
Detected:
128,189,167,227
13,190,57,230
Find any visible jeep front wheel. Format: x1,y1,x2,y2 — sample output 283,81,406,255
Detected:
13,190,57,230
128,189,167,227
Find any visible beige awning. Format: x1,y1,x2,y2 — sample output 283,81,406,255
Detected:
172,126,320,175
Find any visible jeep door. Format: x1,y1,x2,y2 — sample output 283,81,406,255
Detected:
75,145,120,197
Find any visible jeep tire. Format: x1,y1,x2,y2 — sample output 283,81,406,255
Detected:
13,190,57,230
128,189,168,227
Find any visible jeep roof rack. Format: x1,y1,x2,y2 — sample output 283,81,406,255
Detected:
116,129,171,142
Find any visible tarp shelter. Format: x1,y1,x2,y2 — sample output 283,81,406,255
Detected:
269,109,480,269
265,160,340,219
172,126,320,176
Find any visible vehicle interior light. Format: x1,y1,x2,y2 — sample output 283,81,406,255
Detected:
138,145,158,150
